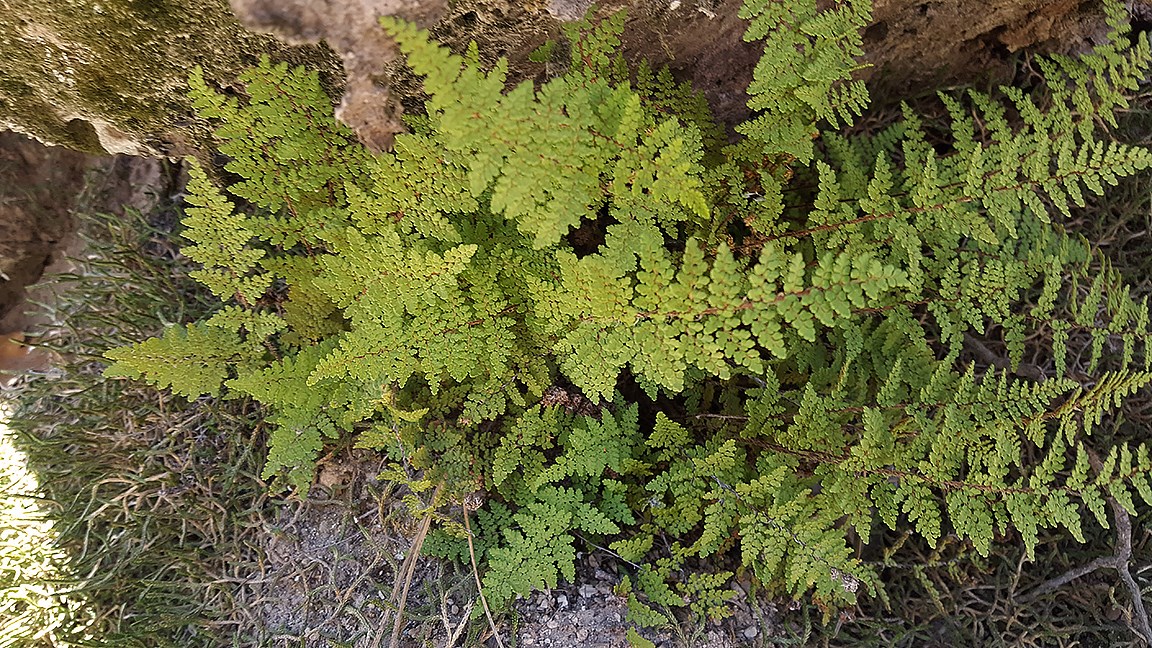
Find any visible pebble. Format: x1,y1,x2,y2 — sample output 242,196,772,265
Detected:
579,584,597,599
743,626,759,639
556,593,569,609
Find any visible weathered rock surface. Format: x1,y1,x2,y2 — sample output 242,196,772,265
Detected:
0,132,88,331
0,131,181,334
229,0,448,151
0,0,341,156
863,0,1119,101
2,0,1139,160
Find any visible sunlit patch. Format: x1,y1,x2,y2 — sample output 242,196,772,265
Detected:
0,401,91,644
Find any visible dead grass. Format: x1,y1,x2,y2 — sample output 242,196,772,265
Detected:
4,206,270,646
1,192,495,647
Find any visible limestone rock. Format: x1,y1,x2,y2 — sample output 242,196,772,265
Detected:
0,0,341,156
0,0,1141,159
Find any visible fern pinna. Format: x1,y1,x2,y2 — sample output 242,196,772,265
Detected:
105,0,1152,622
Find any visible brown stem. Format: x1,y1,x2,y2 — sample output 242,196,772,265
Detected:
1017,451,1152,645
463,502,506,648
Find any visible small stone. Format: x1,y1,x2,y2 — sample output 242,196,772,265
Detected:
556,594,569,609
579,584,596,599
576,628,590,642
743,626,759,639
546,619,560,630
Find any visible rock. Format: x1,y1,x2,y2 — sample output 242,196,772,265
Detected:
0,0,341,156
0,132,170,338
861,0,1135,104
6,0,1133,161
228,0,447,152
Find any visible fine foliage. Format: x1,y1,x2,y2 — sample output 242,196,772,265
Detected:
106,0,1152,622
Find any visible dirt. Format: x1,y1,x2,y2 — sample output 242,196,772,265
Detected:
252,450,403,645
508,559,768,648
248,445,778,647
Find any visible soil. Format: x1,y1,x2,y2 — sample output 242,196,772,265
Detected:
247,445,779,647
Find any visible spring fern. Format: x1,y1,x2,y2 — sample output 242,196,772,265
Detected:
105,0,1152,622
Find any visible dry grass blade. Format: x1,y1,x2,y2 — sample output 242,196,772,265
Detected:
463,500,506,648
385,485,439,648
4,206,272,647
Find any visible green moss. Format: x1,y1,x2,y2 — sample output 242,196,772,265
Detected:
0,0,342,154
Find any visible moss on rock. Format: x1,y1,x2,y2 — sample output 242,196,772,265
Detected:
0,0,342,156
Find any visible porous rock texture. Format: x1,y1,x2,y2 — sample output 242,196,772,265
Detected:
1,0,1140,159
0,0,341,156
228,0,448,151
864,0,1113,100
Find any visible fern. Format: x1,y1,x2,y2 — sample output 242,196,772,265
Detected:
103,0,1152,625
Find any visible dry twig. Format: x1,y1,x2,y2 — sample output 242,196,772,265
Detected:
463,499,506,648
381,485,441,648
1018,452,1152,645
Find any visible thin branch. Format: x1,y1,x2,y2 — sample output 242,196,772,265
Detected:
1016,554,1115,602
382,485,440,648
463,502,506,648
1017,454,1152,645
